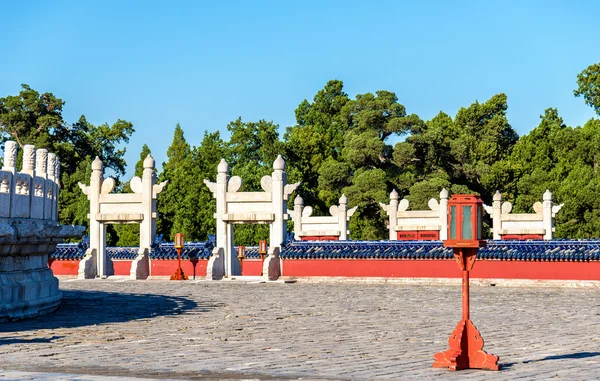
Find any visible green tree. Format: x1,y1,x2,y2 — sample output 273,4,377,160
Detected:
284,80,350,211
574,62,600,116
156,124,192,239
0,85,134,237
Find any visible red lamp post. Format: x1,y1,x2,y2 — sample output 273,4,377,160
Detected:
258,240,267,276
237,246,246,276
432,194,499,371
170,233,188,280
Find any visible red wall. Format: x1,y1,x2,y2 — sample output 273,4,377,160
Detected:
300,236,339,241
397,231,440,240
113,260,132,276
501,234,544,240
150,259,208,279
49,258,600,281
281,259,600,281
48,259,80,275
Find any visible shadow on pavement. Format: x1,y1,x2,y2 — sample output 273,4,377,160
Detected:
523,351,600,363
0,335,64,344
0,289,218,333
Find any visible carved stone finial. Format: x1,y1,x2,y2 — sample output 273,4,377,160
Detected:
339,194,348,205
143,154,155,169
543,189,552,201
48,153,57,177
36,149,48,173
273,155,285,171
390,189,399,200
92,156,103,171
23,145,36,171
3,141,17,169
493,190,502,201
440,188,448,199
217,159,229,173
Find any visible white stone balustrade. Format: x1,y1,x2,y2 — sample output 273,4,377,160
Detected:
483,190,563,240
204,155,299,280
380,189,448,241
290,194,357,240
0,141,60,221
0,141,84,321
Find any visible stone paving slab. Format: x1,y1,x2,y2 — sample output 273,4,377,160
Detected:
0,279,599,380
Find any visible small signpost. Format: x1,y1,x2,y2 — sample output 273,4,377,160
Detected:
433,194,499,371
258,240,267,276
171,233,188,280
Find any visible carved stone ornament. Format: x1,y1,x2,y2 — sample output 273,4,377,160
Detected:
329,205,339,216
228,176,242,193
204,179,216,195
260,175,272,192
428,198,439,211
101,178,115,194
501,201,512,215
130,176,143,194
302,206,313,217
398,198,410,212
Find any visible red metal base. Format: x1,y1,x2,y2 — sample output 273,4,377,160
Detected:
170,267,188,280
433,319,499,371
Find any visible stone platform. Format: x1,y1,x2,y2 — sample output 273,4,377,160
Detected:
0,279,598,380
0,219,84,321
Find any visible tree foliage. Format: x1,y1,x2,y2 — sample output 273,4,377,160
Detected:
0,84,134,242
7,62,600,243
574,62,600,116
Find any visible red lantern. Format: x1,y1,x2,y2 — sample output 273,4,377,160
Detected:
258,240,267,276
258,240,267,254
171,233,188,280
174,233,184,249
444,194,486,249
433,194,498,371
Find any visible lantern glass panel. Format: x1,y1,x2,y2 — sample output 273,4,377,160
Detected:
462,205,472,239
477,205,482,240
450,205,457,239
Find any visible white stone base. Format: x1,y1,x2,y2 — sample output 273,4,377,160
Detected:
130,249,149,280
206,248,225,280
0,267,61,321
263,247,282,281
78,248,97,279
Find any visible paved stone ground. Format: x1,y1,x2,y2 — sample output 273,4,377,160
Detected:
1,278,599,380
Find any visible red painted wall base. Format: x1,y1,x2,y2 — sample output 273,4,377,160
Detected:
300,236,340,241
49,258,600,281
501,234,544,240
397,231,440,240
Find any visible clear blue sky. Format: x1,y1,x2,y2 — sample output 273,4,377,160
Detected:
1,0,598,178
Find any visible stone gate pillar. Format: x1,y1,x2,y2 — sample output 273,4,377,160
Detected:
543,190,554,241
492,191,502,240
292,195,304,238
78,157,103,278
338,194,349,240
387,190,399,240
264,155,286,280
439,188,449,241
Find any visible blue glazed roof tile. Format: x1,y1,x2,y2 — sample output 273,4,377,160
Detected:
51,241,214,261
51,239,600,263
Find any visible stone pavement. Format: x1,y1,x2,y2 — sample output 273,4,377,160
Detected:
0,278,599,380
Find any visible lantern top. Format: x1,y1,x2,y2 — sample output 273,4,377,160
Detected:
448,194,483,205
